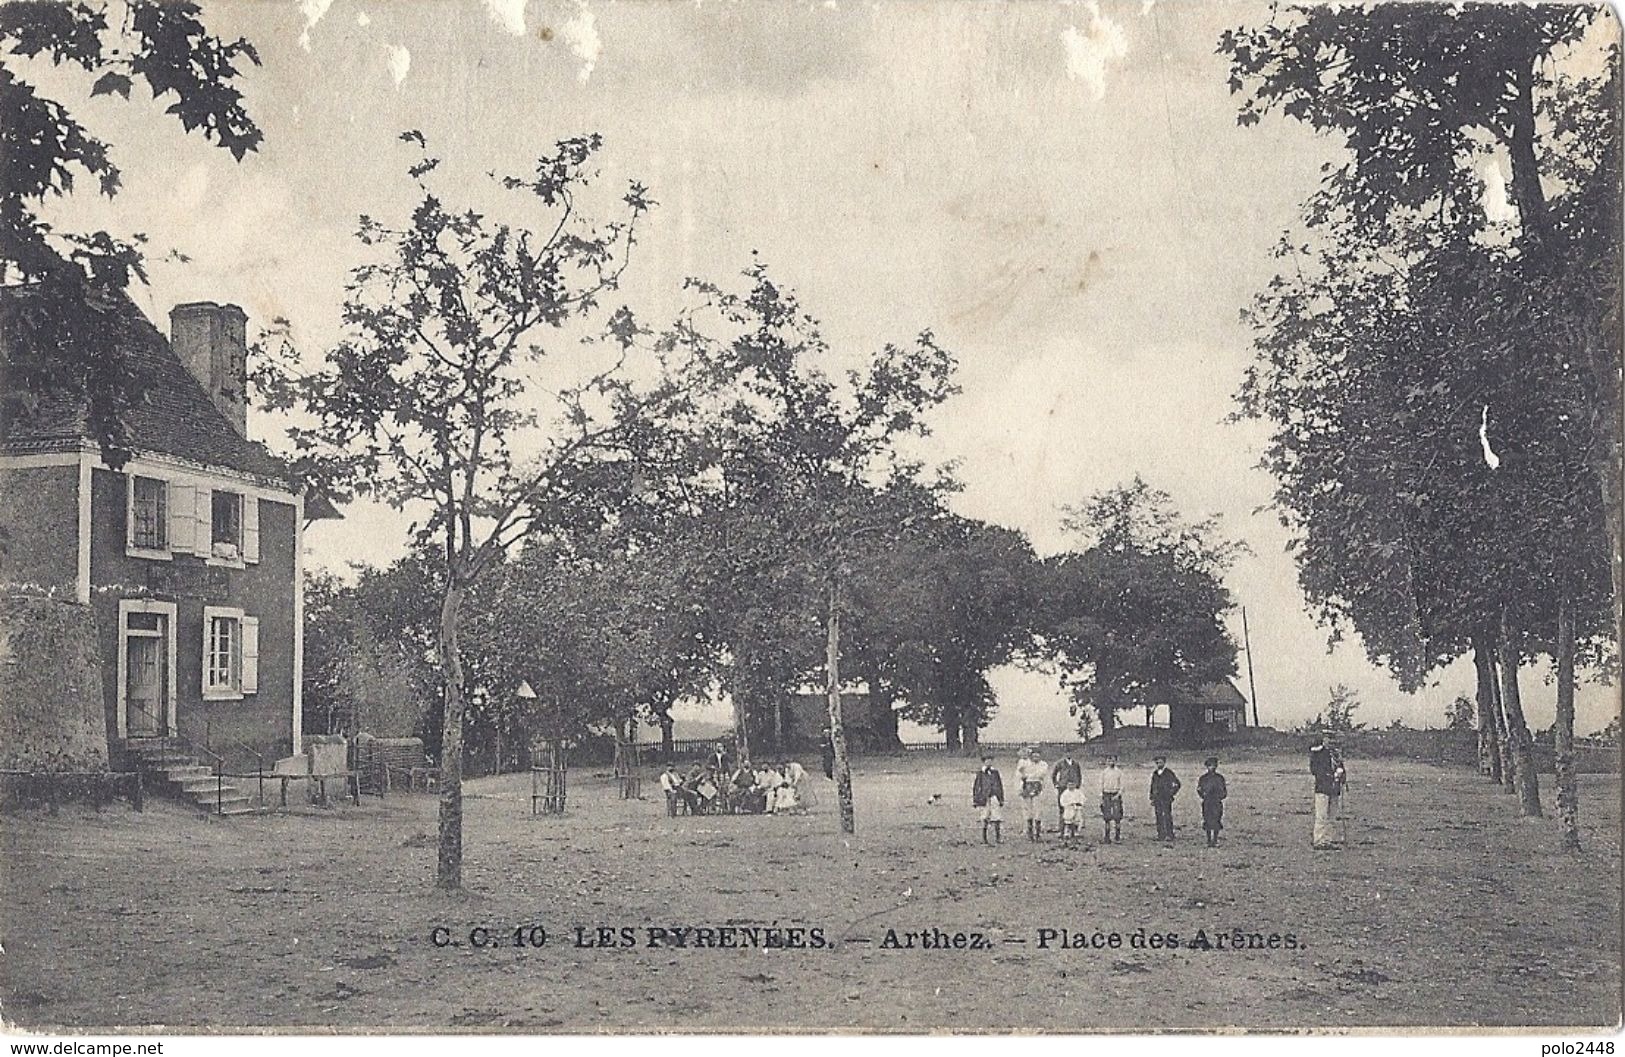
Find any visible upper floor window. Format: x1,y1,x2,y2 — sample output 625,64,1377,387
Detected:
211,490,243,559
130,476,169,551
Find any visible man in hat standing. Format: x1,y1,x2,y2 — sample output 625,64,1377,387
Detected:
972,753,1005,845
1015,745,1049,841
1051,747,1083,832
1309,732,1345,849
1197,756,1227,847
1149,754,1181,843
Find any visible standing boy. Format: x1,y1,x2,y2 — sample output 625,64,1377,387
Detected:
1149,754,1182,842
1051,749,1083,832
1059,778,1088,846
1197,756,1227,846
1016,746,1049,841
972,753,1005,845
1099,753,1125,843
659,763,682,816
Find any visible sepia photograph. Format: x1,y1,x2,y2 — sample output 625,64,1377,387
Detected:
0,0,1621,1038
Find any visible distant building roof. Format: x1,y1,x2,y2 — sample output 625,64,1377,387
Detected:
1,289,290,484
1152,679,1249,710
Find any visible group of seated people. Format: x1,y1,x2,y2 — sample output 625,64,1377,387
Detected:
659,744,816,816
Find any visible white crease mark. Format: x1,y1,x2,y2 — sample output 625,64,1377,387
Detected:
387,45,411,86
1479,405,1501,470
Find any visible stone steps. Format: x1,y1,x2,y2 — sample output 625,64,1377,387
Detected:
125,739,264,818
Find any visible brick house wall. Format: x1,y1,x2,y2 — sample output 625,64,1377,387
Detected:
87,466,298,769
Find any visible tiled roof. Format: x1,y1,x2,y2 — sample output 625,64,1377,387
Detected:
1153,680,1250,710
0,290,290,484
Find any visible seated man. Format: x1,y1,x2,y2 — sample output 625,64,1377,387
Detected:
756,763,788,813
690,764,719,815
730,762,763,813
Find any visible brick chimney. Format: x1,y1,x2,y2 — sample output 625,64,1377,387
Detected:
170,301,249,436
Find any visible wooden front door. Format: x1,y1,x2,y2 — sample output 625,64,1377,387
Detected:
124,618,168,736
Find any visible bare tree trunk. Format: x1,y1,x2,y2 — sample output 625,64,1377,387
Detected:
1555,595,1581,850
731,684,752,763
1498,609,1543,817
1495,685,1517,795
866,675,902,752
1471,632,1502,781
657,708,674,763
943,701,962,752
436,578,468,889
1487,643,1516,794
1097,704,1117,735
960,708,980,755
826,580,855,834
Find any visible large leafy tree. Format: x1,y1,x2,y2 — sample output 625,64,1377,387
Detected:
669,263,958,759
302,565,437,742
1222,3,1619,836
0,0,262,463
474,523,716,761
1042,478,1241,737
843,504,1039,752
264,132,678,889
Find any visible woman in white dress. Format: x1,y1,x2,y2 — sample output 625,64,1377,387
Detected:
779,759,813,812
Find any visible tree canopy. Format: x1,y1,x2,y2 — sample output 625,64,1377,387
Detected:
0,0,262,463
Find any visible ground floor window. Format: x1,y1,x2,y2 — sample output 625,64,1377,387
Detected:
203,606,260,698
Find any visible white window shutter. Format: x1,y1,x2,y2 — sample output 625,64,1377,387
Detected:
170,483,196,553
243,497,260,563
201,616,212,697
124,475,136,551
241,616,260,694
196,487,212,553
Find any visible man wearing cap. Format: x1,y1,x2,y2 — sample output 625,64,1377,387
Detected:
1015,745,1050,841
1051,747,1083,832
1197,755,1227,847
1098,753,1125,843
1149,754,1182,842
1309,732,1345,849
972,753,1005,845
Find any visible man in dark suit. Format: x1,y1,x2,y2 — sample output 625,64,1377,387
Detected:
1149,754,1182,842
1309,733,1346,849
1051,750,1083,831
972,754,1005,845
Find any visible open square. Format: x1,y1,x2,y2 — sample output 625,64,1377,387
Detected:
3,749,1619,1031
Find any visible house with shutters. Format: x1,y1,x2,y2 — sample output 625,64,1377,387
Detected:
0,295,336,774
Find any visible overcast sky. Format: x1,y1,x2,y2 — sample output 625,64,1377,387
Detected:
43,0,1619,738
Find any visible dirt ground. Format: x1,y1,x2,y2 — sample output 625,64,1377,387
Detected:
1,749,1619,1033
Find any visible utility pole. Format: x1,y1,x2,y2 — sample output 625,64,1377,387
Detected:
826,574,856,834
1242,605,1260,728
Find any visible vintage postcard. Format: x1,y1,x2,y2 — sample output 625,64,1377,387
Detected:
0,0,1620,1040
